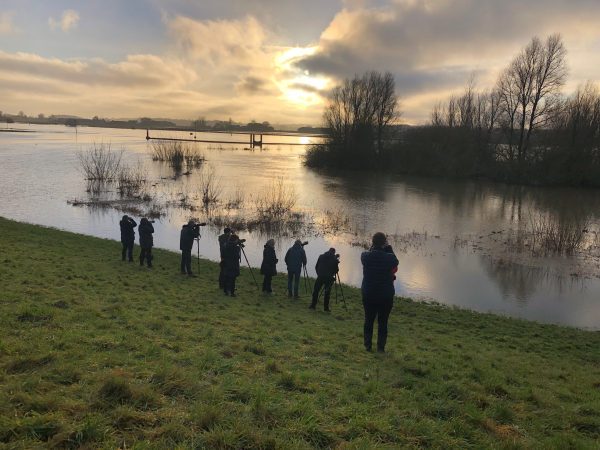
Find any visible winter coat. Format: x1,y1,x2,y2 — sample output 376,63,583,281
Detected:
223,241,241,277
284,242,307,273
218,233,230,259
315,251,339,278
360,245,399,299
138,221,154,249
260,244,278,276
120,218,137,242
180,224,200,252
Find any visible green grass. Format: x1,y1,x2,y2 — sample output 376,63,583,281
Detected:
1,216,600,449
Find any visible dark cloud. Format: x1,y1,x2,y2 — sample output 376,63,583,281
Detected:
236,75,279,95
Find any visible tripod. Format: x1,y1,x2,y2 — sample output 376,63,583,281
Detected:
240,244,260,290
335,273,347,312
195,236,201,275
302,264,312,294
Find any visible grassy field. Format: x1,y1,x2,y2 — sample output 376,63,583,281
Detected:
1,217,600,449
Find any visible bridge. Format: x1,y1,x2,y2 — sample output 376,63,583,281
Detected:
146,129,326,147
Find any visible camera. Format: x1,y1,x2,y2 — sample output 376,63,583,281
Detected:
149,220,155,224
301,241,309,247
193,222,207,229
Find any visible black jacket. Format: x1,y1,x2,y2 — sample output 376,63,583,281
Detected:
218,233,230,259
223,241,241,277
120,218,137,242
138,220,154,249
180,224,200,252
361,245,399,299
284,242,307,273
260,244,278,276
315,251,339,278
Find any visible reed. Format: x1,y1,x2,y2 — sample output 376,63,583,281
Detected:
147,140,205,171
76,143,124,181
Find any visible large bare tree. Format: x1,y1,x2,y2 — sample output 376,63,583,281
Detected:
497,34,568,164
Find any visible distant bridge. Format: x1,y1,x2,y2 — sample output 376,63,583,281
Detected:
146,129,326,147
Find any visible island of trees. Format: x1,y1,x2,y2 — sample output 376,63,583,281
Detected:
306,34,600,187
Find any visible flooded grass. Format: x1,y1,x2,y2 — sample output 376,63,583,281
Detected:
1,217,600,448
147,140,205,171
76,142,124,181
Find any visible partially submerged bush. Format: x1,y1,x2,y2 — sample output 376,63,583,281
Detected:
116,159,148,197
76,143,124,181
256,176,298,216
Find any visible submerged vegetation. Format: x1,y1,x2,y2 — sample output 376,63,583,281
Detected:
1,217,600,448
147,139,205,172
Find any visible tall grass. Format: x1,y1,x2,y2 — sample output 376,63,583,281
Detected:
196,164,223,205
116,159,149,197
147,140,205,171
527,212,592,255
255,176,298,216
76,143,124,181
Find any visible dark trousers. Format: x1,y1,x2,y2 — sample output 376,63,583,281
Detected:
181,250,192,274
121,239,134,261
262,275,273,292
140,247,153,267
311,276,334,309
287,271,300,295
362,296,394,351
219,265,226,289
224,276,236,294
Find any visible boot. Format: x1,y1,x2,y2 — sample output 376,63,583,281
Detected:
377,333,387,353
139,258,144,266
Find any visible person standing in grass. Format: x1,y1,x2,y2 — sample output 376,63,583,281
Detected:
138,218,155,268
284,240,307,298
119,215,137,262
309,248,339,312
223,234,241,297
180,220,200,277
361,232,399,353
260,239,277,294
218,227,231,289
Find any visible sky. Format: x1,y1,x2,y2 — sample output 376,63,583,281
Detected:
1,0,600,125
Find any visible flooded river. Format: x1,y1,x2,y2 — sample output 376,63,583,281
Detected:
2,124,600,328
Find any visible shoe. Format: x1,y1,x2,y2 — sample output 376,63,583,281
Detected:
377,348,386,353
230,293,237,298
224,292,229,296
288,293,292,298
308,305,315,310
122,257,126,261
262,289,267,292
324,308,331,312
365,346,373,352
294,294,301,299
181,271,187,275
188,273,197,278
128,259,134,263
268,291,275,295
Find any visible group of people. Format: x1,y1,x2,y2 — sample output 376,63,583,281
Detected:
120,218,400,353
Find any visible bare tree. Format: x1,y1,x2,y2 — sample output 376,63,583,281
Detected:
497,34,568,164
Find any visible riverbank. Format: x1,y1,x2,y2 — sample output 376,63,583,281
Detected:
1,217,599,448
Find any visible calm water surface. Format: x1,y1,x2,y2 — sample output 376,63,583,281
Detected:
2,124,600,328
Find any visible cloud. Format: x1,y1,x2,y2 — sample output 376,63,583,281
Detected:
48,9,79,33
0,11,21,36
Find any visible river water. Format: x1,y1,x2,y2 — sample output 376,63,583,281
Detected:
2,124,600,328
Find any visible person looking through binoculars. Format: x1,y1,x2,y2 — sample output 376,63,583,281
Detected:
285,240,307,298
180,220,201,277
218,227,231,289
260,239,277,294
119,215,137,262
138,218,155,268
223,234,245,297
309,248,339,312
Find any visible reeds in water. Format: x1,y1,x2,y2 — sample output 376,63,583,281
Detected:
76,143,124,181
116,159,149,197
255,176,298,216
527,212,591,255
147,140,205,171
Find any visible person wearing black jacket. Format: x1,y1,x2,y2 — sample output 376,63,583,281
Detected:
260,239,277,294
180,220,200,277
360,232,399,353
119,215,137,262
309,248,339,312
138,218,155,268
218,227,231,289
223,234,241,297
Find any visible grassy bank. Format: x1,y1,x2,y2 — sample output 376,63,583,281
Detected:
1,217,599,449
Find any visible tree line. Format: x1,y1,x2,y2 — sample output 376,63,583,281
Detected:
306,34,600,187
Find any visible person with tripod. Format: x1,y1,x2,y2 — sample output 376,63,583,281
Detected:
260,239,277,294
223,234,243,297
180,220,200,277
218,227,231,289
309,248,339,312
119,215,137,262
284,240,307,298
361,232,399,353
138,218,155,268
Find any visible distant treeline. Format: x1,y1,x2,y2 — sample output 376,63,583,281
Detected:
306,34,600,187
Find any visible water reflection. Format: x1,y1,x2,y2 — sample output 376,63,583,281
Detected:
2,124,600,328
